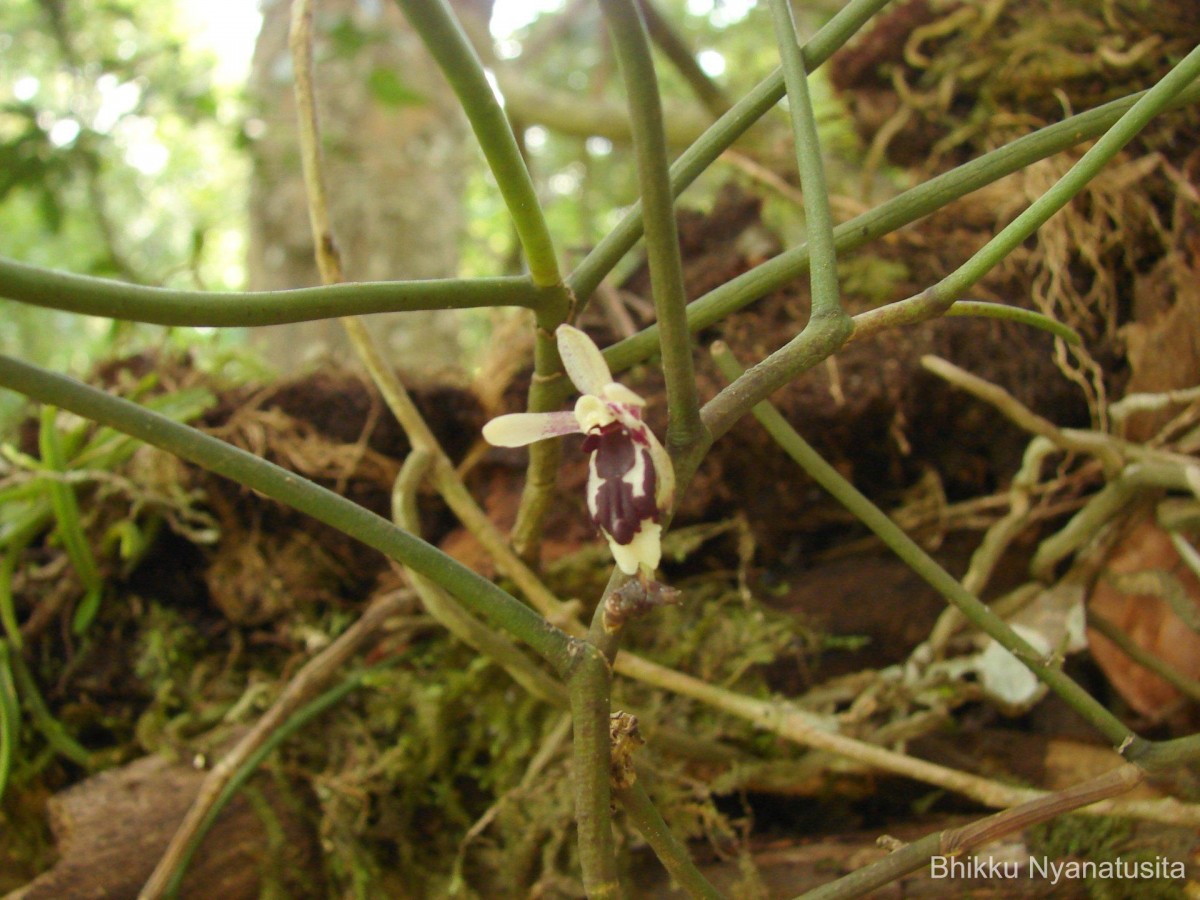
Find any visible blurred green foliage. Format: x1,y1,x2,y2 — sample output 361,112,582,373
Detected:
0,0,246,279
0,0,857,405
466,0,859,276
0,0,251,427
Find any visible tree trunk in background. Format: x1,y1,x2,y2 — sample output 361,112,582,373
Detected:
247,0,489,378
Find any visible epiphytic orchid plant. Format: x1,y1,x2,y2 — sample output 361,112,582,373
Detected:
483,324,674,579
3,0,1200,895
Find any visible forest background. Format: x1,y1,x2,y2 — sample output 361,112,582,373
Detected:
2,0,1200,897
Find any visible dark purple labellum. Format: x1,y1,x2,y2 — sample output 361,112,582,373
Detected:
583,423,658,545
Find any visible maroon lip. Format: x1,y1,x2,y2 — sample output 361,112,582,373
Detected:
585,425,659,546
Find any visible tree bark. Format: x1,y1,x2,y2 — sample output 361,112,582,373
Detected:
4,754,322,899
247,0,488,377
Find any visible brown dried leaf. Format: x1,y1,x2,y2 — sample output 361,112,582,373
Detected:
1087,516,1200,721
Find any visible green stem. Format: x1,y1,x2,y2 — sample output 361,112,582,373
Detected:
616,777,724,899
38,407,104,634
6,69,1195,343
802,830,931,900
1031,462,1194,580
701,312,850,442
295,0,567,634
693,0,859,463
1,542,29,652
636,0,731,119
7,641,92,767
393,450,567,707
0,257,551,324
161,663,389,899
856,43,1200,329
1088,615,1200,703
568,640,619,899
711,345,1141,753
392,0,561,287
569,0,894,302
945,301,1081,344
144,594,408,899
599,0,705,454
768,0,844,327
0,528,75,782
290,0,344,286
586,567,629,663
583,79,1200,395
0,354,575,676
1135,732,1200,770
340,315,580,623
0,640,18,802
800,765,1148,900
509,326,568,562
513,0,743,557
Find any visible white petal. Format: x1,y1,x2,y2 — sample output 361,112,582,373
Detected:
482,411,582,447
601,382,646,408
641,427,675,511
556,324,613,396
607,522,662,575
575,395,615,432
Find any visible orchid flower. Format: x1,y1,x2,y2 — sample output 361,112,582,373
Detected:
483,325,675,577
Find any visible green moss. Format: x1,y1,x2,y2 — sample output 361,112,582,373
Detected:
838,256,911,306
1028,816,1187,900
0,784,56,893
